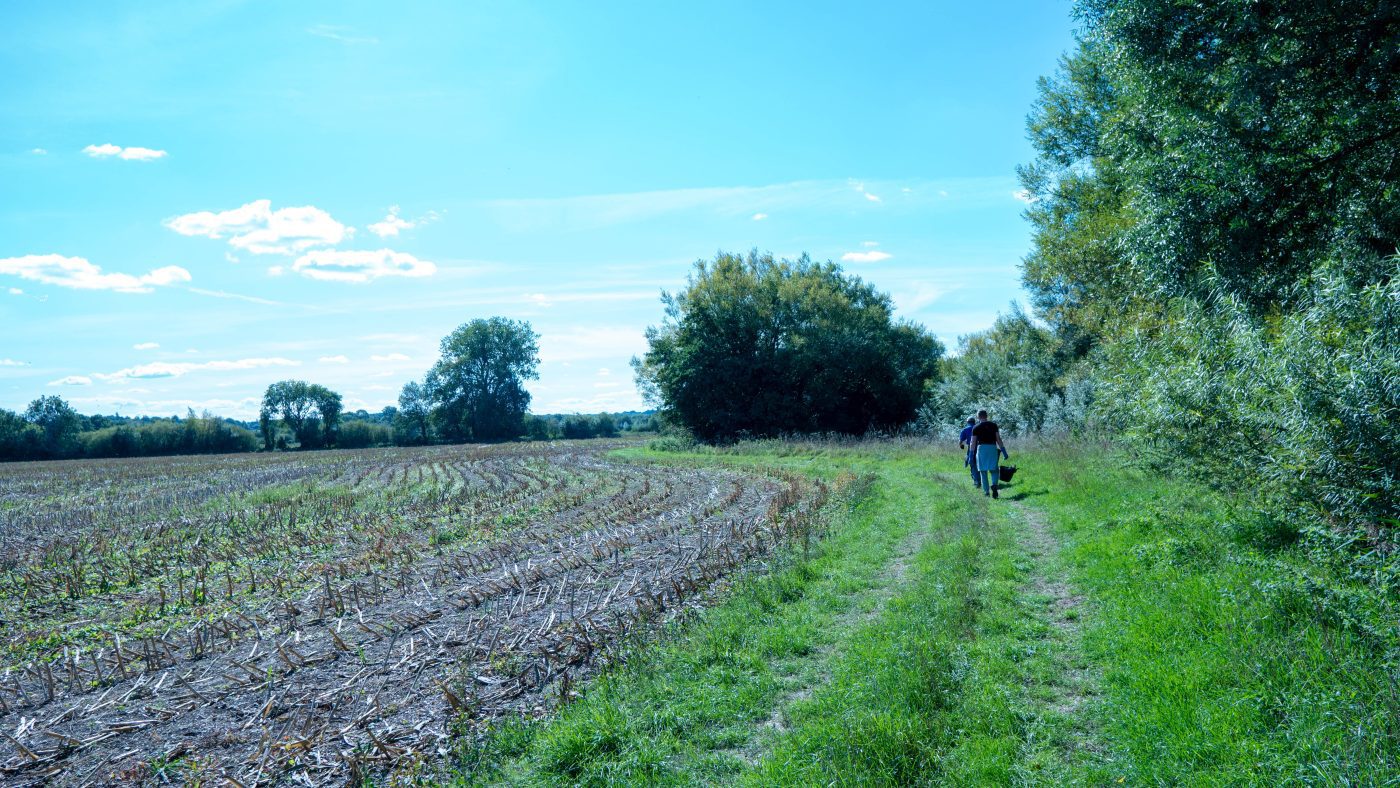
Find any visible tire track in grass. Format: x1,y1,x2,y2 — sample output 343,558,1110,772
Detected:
1007,498,1108,777
749,501,938,742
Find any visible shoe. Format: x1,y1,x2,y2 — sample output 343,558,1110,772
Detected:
992,486,999,499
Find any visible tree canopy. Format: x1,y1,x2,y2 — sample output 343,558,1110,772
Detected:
425,318,540,443
1005,0,1399,572
634,251,943,442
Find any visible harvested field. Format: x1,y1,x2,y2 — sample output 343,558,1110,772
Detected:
0,442,830,785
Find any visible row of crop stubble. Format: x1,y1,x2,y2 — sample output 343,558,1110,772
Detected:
0,442,838,785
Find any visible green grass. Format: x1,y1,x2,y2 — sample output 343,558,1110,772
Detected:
437,439,1400,786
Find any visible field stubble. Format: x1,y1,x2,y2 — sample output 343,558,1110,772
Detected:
0,441,831,785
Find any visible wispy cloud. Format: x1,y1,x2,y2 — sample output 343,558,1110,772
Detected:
7,287,22,295
0,254,191,293
165,200,351,255
292,249,436,283
851,180,882,203
308,24,379,45
751,212,768,221
1012,189,1037,204
484,177,1016,233
82,143,168,161
367,205,441,238
0,359,29,367
184,286,291,307
539,327,647,364
319,355,349,364
30,148,46,156
49,375,92,386
133,342,159,350
892,284,952,315
370,353,411,362
841,250,892,263
94,357,298,381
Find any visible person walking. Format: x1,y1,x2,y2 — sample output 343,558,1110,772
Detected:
958,417,978,486
968,409,1009,498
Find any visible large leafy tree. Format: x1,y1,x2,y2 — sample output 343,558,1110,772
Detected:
634,251,942,442
1019,1,1400,561
24,395,81,458
1027,1,1400,321
425,318,540,442
259,380,343,449
394,380,433,445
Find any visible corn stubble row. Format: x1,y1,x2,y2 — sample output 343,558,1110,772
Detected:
0,443,833,785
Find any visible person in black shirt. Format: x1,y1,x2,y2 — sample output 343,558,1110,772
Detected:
968,409,1009,498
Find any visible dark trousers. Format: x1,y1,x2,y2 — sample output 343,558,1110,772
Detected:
967,449,978,483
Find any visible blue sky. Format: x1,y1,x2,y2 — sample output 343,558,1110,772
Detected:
0,1,1076,419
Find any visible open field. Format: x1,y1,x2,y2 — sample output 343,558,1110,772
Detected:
0,443,830,785
454,440,1399,785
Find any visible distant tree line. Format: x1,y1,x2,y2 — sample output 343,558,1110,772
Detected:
0,396,259,461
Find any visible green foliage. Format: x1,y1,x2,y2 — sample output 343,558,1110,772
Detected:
78,411,259,457
336,419,393,449
1103,266,1400,570
929,304,1095,436
1081,0,1400,310
394,380,433,445
426,317,540,443
24,395,81,457
259,380,343,449
634,250,943,442
0,408,44,460
1019,1,1400,570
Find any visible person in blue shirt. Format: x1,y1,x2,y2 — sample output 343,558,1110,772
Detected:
958,417,978,486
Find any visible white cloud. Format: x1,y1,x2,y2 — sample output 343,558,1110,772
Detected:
8,287,22,295
525,293,553,308
0,359,29,367
292,248,436,283
133,342,160,350
861,240,879,248
366,206,440,238
94,357,298,381
1012,189,1037,204
49,375,92,386
370,353,411,362
30,148,46,155
865,192,882,202
751,212,768,221
267,265,286,277
841,250,893,263
0,254,191,293
165,199,351,255
82,143,168,161
319,355,350,364
308,24,379,45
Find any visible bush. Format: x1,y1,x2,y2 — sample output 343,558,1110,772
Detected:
634,250,942,442
337,421,393,449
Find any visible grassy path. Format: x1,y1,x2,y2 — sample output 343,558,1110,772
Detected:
440,440,1398,785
